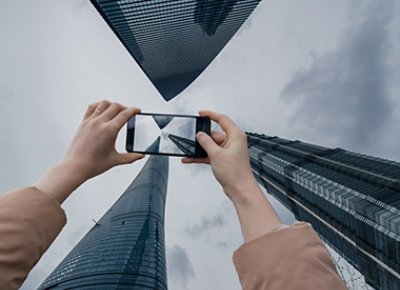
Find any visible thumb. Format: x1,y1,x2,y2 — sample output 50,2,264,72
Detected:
197,132,219,155
117,153,145,164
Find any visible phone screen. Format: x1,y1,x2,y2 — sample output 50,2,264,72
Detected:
126,113,210,157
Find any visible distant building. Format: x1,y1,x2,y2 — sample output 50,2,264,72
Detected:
247,133,400,290
39,156,169,289
90,0,262,101
146,136,161,154
168,134,196,156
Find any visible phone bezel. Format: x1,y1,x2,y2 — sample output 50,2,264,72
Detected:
126,112,211,158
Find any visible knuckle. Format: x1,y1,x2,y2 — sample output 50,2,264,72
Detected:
110,102,118,109
113,102,125,110
88,103,96,110
101,99,111,106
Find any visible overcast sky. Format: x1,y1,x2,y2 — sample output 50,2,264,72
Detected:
0,0,399,289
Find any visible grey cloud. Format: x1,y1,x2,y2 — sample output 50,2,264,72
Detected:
281,0,395,152
184,214,225,238
167,245,195,289
216,241,229,249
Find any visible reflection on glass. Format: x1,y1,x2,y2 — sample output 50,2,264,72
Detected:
194,0,239,36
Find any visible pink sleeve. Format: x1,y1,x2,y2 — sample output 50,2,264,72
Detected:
0,187,66,290
233,222,348,290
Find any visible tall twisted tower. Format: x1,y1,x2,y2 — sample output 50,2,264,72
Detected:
247,133,400,290
39,156,169,289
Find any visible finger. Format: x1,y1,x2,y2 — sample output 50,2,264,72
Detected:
199,110,238,135
196,132,219,156
117,153,145,165
181,157,210,164
100,102,126,122
90,100,112,119
111,107,142,131
211,130,225,145
83,101,100,120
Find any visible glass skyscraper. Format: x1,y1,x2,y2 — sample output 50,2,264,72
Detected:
247,133,400,289
39,156,169,289
168,134,196,156
90,0,262,101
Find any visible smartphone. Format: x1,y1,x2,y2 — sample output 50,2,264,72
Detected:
126,113,211,158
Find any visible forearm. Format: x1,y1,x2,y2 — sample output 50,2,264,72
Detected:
227,177,281,243
34,161,86,204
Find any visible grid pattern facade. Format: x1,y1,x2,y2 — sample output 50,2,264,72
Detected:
39,156,169,290
247,133,400,290
90,0,262,101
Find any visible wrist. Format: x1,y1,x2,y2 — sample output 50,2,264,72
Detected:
226,178,282,242
34,161,87,204
223,175,261,206
59,158,93,183
59,160,90,184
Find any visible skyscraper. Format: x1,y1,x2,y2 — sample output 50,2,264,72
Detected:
168,134,196,156
90,0,262,101
247,133,400,290
146,136,161,154
39,156,169,289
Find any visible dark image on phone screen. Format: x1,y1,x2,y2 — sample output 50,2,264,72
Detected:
126,113,211,158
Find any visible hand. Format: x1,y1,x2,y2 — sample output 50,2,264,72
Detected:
182,111,257,204
62,100,145,181
35,100,144,204
183,111,281,242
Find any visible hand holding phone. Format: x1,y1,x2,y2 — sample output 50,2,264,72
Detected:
126,113,211,157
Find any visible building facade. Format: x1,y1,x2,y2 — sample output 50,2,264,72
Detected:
168,134,196,156
39,156,169,289
90,0,262,101
247,133,400,290
146,136,161,154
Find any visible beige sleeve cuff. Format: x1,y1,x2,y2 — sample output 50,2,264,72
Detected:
0,187,67,290
233,222,348,290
